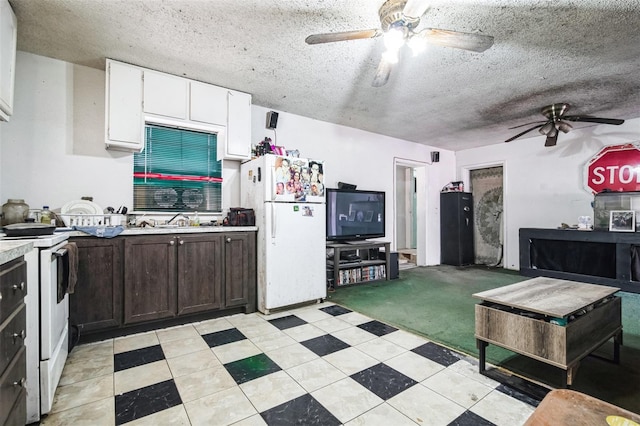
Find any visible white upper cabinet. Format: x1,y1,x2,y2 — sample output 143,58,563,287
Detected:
190,81,227,126
105,60,144,152
143,70,188,120
104,60,251,158
225,91,252,160
0,0,16,121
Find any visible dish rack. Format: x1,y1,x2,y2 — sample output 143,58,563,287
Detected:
59,213,126,227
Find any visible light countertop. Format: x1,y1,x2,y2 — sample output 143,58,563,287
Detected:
0,240,34,264
64,226,258,238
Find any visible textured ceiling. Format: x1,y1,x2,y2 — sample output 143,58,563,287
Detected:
9,0,640,151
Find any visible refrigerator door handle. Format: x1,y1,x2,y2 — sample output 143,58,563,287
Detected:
271,203,276,241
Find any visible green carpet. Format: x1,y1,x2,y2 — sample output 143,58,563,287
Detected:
327,265,640,413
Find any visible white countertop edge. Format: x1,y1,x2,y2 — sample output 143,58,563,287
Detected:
64,226,258,237
0,241,34,264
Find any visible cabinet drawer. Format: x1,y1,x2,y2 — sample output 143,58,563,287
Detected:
0,304,25,374
0,346,25,426
3,388,26,426
0,258,26,323
475,297,621,368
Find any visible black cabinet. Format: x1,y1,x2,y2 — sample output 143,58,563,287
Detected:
440,192,474,266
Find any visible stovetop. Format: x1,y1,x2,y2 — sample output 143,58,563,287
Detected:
0,232,69,247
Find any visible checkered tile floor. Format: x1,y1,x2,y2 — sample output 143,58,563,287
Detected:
41,303,542,425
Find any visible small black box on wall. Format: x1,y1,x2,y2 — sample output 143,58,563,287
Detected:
379,251,399,279
266,111,279,129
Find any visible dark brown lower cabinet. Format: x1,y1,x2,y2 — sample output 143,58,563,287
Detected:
0,257,27,425
124,234,178,324
177,233,224,316
224,232,256,310
70,238,123,332
70,231,256,338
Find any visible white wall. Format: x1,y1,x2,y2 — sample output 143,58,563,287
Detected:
1,52,454,264
456,117,640,270
250,105,455,265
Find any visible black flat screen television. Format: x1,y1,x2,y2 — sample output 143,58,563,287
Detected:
326,188,385,241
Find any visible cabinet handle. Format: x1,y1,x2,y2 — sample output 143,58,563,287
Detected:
13,330,26,342
226,237,231,243
13,378,26,388
0,291,2,301
12,281,25,292
169,240,175,246
179,240,184,245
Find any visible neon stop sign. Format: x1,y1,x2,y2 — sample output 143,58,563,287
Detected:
584,144,640,194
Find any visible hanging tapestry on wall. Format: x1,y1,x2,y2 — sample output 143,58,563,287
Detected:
470,167,503,266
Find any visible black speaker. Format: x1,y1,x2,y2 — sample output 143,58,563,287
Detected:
431,151,440,163
379,251,399,279
338,182,357,190
266,111,279,129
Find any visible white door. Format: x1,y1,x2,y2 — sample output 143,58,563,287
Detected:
262,202,326,311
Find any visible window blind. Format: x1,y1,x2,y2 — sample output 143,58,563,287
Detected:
133,124,222,212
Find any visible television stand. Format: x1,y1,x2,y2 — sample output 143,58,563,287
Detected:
326,241,391,289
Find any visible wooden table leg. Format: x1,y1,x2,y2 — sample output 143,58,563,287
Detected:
477,339,488,374
566,362,580,388
613,330,622,364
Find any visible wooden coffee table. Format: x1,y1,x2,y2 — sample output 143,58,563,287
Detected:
473,277,622,387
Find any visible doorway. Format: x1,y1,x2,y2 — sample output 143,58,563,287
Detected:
469,166,504,266
394,158,427,269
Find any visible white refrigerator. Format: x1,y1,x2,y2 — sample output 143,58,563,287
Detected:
241,154,327,313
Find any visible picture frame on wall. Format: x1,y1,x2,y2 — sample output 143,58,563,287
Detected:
364,211,374,222
610,210,635,232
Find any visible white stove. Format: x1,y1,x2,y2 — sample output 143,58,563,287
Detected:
1,232,69,246
17,232,71,422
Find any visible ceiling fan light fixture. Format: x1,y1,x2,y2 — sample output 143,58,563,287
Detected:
557,121,572,133
407,35,426,56
539,122,554,135
383,27,406,51
547,126,558,138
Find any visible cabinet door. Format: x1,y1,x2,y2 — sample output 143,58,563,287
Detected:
190,81,227,126
0,0,16,120
224,232,256,310
143,70,188,119
70,238,123,333
224,90,252,160
124,235,177,324
105,60,144,151
177,233,224,315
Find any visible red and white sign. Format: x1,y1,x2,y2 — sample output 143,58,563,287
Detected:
584,143,640,194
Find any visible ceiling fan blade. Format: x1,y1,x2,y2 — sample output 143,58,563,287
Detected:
508,120,546,130
562,115,625,125
417,28,494,52
305,29,382,45
505,123,545,142
545,133,558,147
372,56,394,87
403,0,430,19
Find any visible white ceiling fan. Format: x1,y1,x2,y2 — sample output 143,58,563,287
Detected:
305,0,495,87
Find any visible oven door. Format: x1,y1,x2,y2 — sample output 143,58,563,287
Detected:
39,241,70,414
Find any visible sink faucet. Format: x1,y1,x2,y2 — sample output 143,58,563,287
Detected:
168,213,190,226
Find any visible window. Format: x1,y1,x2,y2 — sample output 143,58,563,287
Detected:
133,124,222,212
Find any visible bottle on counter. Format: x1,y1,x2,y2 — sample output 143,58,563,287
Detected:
41,206,52,225
191,211,200,226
